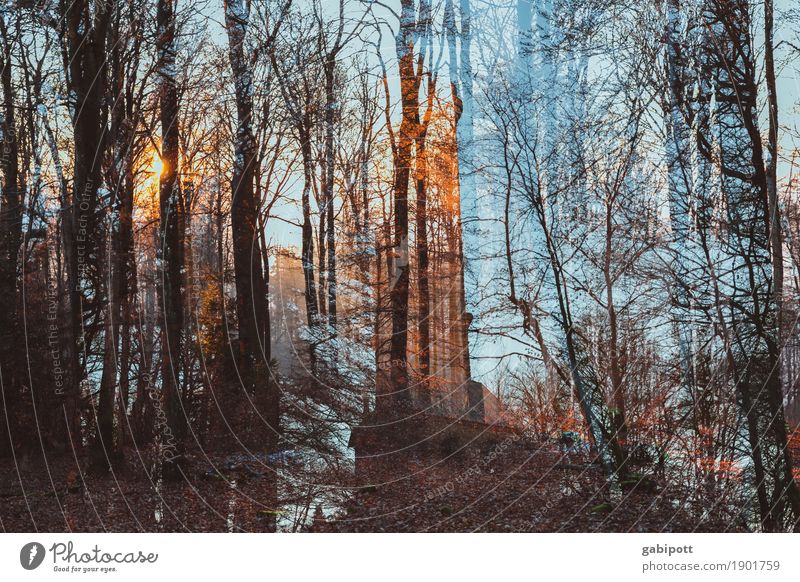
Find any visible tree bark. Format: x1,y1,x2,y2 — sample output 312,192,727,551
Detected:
224,0,276,442
323,53,338,328
415,67,435,402
389,0,422,410
0,15,21,456
156,0,186,471
61,0,113,457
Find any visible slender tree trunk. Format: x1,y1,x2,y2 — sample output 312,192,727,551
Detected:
299,124,319,326
389,0,421,410
763,1,797,529
95,235,119,469
156,0,185,472
604,204,628,459
317,207,327,319
445,0,476,379
323,54,338,328
415,70,435,402
117,162,137,446
0,17,21,456
765,0,784,357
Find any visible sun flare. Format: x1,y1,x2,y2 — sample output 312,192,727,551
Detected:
150,151,165,176
134,148,166,218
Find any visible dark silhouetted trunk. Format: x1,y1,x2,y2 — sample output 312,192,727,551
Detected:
389,0,421,409
224,0,276,438
0,16,21,456
62,0,112,460
156,0,185,471
415,65,435,402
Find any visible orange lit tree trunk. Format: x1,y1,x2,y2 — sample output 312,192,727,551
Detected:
389,0,423,410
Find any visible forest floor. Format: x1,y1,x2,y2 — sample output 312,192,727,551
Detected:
0,448,290,532
314,437,744,533
4,431,799,532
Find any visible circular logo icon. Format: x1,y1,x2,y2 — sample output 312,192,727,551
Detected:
20,542,46,570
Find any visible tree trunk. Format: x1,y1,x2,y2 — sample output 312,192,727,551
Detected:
224,0,276,442
445,0,476,379
389,0,421,410
299,123,319,326
0,16,21,456
156,0,185,472
415,69,435,403
323,54,338,328
62,0,112,456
